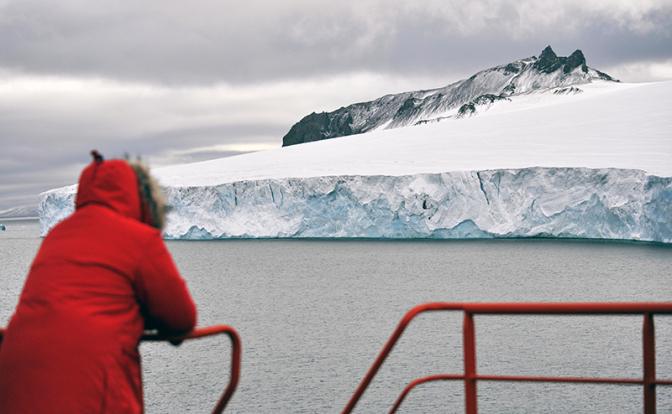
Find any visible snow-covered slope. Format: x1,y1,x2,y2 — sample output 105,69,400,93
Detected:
0,204,38,219
282,46,616,146
40,80,672,242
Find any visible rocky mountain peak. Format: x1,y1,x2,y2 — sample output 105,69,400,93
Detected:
566,49,587,71
282,46,616,146
533,45,587,74
539,45,557,60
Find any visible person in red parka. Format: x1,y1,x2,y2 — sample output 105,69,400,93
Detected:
0,151,197,413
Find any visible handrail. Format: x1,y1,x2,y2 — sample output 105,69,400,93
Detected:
342,302,672,414
0,325,241,414
142,325,242,413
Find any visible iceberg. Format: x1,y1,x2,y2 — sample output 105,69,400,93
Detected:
39,167,672,242
38,79,672,243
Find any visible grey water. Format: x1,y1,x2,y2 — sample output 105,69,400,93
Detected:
1,220,671,413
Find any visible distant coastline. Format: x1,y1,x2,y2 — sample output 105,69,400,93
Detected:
0,216,38,222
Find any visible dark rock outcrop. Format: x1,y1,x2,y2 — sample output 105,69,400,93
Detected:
282,46,617,147
533,45,588,74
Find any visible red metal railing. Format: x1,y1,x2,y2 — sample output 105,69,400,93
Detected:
0,325,241,414
342,302,672,414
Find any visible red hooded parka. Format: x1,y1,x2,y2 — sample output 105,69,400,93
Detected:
0,159,197,413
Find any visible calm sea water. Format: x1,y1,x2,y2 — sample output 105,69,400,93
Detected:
1,220,671,413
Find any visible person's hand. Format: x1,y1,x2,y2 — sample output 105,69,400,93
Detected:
169,338,184,346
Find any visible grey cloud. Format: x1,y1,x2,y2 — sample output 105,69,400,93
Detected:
0,110,286,209
0,0,670,84
1,0,672,210
0,69,431,210
0,164,82,210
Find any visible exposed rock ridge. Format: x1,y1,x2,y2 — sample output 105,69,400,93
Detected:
282,46,617,146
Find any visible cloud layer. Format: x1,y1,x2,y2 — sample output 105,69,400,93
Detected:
1,0,671,83
0,0,671,209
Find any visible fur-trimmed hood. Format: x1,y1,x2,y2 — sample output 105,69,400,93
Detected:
75,151,167,230
129,160,168,230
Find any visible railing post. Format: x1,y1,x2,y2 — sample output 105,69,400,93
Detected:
463,312,477,414
140,325,242,414
213,329,242,414
643,313,656,414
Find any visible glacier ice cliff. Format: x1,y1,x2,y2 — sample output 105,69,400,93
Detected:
39,167,672,243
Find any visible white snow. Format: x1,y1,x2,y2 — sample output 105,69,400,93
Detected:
153,81,672,186
39,81,672,242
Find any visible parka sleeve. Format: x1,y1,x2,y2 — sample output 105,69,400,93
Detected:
135,232,197,335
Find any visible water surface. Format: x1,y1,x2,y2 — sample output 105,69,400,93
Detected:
1,221,671,413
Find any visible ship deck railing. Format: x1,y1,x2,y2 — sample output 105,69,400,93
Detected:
342,302,672,414
3,302,672,413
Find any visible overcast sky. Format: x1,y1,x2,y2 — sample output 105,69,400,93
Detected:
1,0,671,211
